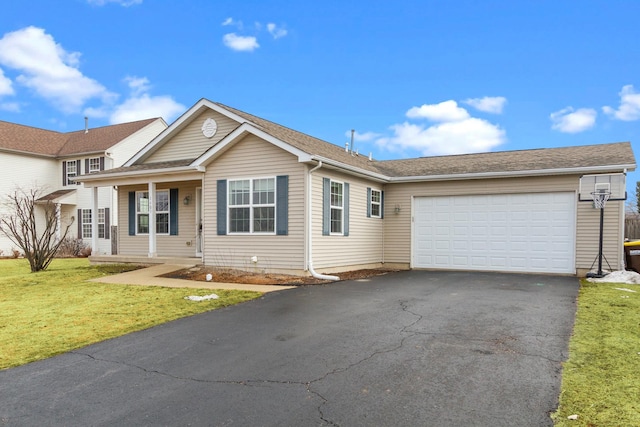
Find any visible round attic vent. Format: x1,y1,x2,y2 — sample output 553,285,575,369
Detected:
202,118,218,138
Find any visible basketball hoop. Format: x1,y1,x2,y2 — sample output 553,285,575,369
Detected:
591,191,611,209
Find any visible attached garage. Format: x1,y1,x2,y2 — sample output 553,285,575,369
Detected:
412,192,577,274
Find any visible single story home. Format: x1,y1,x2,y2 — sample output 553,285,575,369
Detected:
78,98,636,277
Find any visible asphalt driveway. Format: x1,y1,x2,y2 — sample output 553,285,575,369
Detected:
0,270,579,426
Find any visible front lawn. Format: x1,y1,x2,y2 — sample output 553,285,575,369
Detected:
553,280,640,425
0,258,261,369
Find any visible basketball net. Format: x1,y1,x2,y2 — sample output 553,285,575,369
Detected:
591,191,611,209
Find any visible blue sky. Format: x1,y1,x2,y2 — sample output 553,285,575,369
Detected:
1,0,640,194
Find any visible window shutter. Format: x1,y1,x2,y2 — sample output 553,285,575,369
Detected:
77,209,82,239
128,192,136,236
344,183,350,236
62,161,67,186
84,159,89,175
380,191,384,219
217,180,227,235
99,156,105,171
322,178,330,236
366,187,372,218
75,160,81,185
276,175,288,235
169,188,178,235
105,208,110,239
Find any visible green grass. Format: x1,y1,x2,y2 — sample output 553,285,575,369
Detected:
0,258,261,369
553,280,640,426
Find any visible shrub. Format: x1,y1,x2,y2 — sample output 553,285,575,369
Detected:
56,237,91,258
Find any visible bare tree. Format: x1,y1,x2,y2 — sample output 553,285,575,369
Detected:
0,188,74,272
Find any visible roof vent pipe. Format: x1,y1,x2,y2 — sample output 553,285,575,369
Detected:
84,116,89,134
345,142,349,152
350,129,355,154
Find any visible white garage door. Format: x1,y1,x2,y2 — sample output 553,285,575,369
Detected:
413,192,576,274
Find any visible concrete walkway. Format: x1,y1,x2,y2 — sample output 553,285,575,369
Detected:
89,263,296,293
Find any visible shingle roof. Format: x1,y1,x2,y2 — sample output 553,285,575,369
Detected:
96,159,196,175
0,118,160,157
376,142,635,177
214,102,383,174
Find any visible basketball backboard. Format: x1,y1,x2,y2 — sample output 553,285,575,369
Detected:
578,173,627,201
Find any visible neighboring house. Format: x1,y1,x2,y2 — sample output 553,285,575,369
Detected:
78,99,636,276
0,118,167,256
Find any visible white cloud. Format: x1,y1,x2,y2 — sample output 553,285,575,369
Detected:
0,26,113,113
463,96,507,114
109,93,184,124
550,107,597,133
267,23,288,39
223,33,259,52
372,99,506,156
376,118,506,156
222,17,235,26
603,84,640,121
0,68,14,96
86,0,142,6
124,75,151,97
406,100,470,122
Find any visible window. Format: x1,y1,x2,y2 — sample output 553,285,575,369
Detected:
228,178,275,233
97,208,106,238
66,161,78,185
330,181,343,234
370,189,381,218
136,190,170,235
81,209,92,239
88,157,101,173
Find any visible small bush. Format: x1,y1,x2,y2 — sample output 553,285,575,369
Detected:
56,238,91,258
11,248,21,259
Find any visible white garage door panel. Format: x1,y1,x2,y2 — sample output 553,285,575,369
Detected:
413,193,576,273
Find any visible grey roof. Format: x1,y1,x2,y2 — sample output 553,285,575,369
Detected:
376,142,635,177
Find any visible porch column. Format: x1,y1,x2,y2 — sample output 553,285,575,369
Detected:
148,182,157,257
91,187,98,253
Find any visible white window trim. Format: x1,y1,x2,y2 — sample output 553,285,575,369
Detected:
228,177,276,235
81,209,92,239
97,208,106,239
88,157,101,174
330,180,344,235
66,160,78,186
370,189,382,218
135,190,169,235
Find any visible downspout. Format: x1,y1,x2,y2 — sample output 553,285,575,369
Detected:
307,161,340,281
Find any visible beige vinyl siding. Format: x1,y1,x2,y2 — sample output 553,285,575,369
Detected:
311,169,384,270
203,135,306,273
145,111,240,163
118,181,201,257
383,174,624,274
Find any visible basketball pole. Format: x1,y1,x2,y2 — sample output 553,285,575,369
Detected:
586,191,609,279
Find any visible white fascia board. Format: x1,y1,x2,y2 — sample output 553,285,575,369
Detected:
388,163,638,183
77,165,205,187
125,99,255,166
309,156,389,183
0,147,56,159
193,123,313,166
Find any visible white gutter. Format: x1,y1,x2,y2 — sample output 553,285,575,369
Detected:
310,156,389,183
307,161,340,281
